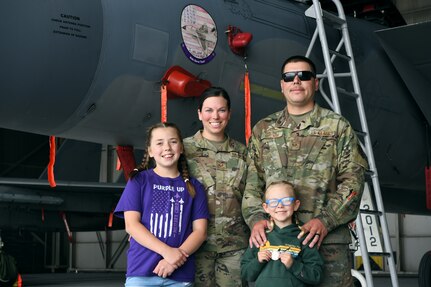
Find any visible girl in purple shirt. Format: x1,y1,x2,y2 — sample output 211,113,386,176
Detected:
115,122,209,286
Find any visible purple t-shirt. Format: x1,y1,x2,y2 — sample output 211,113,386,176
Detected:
114,169,209,282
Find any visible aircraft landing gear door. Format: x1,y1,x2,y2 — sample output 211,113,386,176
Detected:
180,5,217,65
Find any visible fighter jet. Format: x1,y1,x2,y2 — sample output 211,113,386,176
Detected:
0,0,430,234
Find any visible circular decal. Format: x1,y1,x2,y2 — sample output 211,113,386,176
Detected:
181,5,217,64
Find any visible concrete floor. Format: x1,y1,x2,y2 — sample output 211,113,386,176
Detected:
21,272,419,287
21,272,125,287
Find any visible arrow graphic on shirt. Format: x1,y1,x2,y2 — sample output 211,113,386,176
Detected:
169,197,174,236
179,198,184,233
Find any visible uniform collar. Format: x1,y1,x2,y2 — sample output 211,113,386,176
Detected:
276,103,322,131
191,130,236,152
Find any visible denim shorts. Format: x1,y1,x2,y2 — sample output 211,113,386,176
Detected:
125,276,193,287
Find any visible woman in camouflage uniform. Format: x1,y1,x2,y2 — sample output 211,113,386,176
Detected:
184,87,250,287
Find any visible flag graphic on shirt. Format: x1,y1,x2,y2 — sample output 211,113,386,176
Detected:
150,186,184,238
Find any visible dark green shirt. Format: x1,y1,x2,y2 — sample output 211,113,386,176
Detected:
241,224,323,286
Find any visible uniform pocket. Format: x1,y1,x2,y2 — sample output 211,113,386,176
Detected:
186,152,216,188
260,130,289,186
298,130,336,176
226,152,246,191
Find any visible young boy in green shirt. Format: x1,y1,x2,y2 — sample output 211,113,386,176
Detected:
241,181,323,286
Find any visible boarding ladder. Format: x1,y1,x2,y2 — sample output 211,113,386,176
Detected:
304,1,399,286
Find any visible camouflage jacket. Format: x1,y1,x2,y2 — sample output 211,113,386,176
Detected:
184,131,250,252
242,104,368,244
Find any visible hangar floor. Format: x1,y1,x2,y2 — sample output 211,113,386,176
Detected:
21,272,419,287
21,272,124,287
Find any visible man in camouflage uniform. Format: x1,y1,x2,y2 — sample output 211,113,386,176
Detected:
242,55,368,287
184,87,250,287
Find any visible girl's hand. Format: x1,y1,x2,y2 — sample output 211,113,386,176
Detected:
280,252,294,269
153,259,175,278
162,247,189,268
257,250,271,263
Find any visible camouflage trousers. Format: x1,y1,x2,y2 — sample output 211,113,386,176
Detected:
194,249,246,287
318,244,354,287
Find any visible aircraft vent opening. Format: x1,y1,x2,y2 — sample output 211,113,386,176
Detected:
161,66,211,99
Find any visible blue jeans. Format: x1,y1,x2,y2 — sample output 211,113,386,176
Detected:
125,276,193,287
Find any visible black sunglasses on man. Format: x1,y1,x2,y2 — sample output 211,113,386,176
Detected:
281,70,316,82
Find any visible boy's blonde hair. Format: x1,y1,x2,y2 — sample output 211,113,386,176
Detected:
265,180,297,200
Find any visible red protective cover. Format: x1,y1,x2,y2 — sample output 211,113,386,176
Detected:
116,146,136,181
161,65,211,98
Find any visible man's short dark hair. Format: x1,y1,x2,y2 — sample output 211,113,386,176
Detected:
281,55,316,75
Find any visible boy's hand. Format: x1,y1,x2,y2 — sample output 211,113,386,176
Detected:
280,252,294,269
257,250,271,263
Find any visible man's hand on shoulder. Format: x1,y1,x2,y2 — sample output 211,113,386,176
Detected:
297,218,328,249
249,220,269,248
